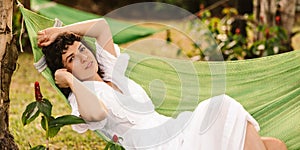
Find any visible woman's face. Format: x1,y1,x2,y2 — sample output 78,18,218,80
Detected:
62,41,98,81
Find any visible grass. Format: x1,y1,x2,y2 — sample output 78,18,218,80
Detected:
9,53,106,149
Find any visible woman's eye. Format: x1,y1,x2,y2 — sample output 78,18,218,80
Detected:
68,56,74,63
79,47,86,52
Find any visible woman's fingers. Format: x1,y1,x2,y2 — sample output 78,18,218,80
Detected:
55,69,71,88
56,68,68,72
40,40,52,47
37,30,49,47
37,28,60,47
37,30,45,35
37,34,55,47
37,39,48,47
37,37,47,47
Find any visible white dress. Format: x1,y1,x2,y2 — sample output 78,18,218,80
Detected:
68,42,260,150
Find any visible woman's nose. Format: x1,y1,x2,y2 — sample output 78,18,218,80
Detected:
77,53,88,63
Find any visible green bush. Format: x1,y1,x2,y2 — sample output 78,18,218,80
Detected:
186,7,289,61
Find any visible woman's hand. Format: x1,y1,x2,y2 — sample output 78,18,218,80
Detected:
54,69,73,88
37,27,62,47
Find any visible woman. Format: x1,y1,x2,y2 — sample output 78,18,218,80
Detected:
37,18,286,150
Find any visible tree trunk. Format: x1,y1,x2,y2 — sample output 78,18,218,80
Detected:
0,0,19,149
253,0,275,41
279,0,296,51
278,0,297,35
253,0,296,50
255,0,296,35
259,0,277,26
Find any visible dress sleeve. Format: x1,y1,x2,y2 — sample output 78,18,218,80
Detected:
68,93,108,133
95,42,121,82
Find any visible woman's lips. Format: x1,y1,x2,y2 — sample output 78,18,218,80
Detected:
85,61,93,69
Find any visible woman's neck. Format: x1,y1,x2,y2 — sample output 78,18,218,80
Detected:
93,74,104,82
83,74,103,82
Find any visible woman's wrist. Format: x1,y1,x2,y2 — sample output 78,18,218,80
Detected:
60,25,81,36
65,72,75,88
58,27,71,35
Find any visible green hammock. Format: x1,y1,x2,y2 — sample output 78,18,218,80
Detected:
20,6,300,150
30,0,161,44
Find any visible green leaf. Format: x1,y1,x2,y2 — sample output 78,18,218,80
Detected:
49,115,85,128
110,144,116,150
37,99,52,118
22,101,40,126
257,25,264,31
41,116,46,131
41,116,55,131
30,145,46,150
115,144,124,150
48,126,61,138
104,142,112,150
42,116,61,138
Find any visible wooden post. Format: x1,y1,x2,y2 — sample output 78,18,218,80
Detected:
253,0,296,50
278,0,297,35
0,0,19,149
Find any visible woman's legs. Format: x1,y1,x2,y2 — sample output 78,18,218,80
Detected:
244,122,266,150
244,122,287,150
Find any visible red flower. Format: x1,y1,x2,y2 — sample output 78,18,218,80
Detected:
235,28,241,35
199,4,205,10
260,16,264,23
34,81,43,101
112,134,119,143
275,16,281,25
265,28,270,39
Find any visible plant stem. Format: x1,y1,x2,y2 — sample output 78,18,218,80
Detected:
45,116,49,149
46,139,49,150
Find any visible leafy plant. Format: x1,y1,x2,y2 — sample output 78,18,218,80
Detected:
104,135,125,150
184,7,289,61
22,81,125,149
22,81,85,150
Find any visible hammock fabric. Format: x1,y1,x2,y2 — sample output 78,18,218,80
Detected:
20,6,300,150
30,0,161,44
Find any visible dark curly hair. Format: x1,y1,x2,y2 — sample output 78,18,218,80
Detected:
42,32,104,98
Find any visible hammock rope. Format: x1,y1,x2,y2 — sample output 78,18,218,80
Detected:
19,5,300,150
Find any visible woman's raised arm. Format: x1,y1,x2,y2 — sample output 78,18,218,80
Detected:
38,18,116,57
55,68,108,122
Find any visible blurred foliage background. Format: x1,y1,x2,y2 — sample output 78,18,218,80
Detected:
14,0,300,60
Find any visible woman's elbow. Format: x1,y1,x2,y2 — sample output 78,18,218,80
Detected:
96,18,108,27
82,110,107,122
